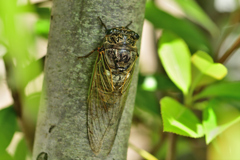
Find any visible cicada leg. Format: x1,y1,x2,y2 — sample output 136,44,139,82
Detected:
125,21,133,28
98,16,108,31
78,48,98,58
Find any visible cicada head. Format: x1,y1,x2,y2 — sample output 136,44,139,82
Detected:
104,27,140,47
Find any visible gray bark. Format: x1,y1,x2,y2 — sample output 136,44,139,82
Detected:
33,0,145,159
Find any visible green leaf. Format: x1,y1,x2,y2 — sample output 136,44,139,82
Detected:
203,100,240,144
0,151,13,160
0,106,17,152
19,57,44,88
193,101,209,110
35,19,50,38
158,31,191,95
16,5,34,13
191,51,227,90
13,138,28,160
145,1,210,52
136,88,160,116
140,74,178,92
35,7,51,19
24,92,41,120
174,0,219,37
155,74,179,91
194,81,240,101
160,97,204,138
202,100,218,144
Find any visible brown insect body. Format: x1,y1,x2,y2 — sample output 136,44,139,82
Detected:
80,18,139,155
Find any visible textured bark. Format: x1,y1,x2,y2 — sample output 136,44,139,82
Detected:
33,0,145,160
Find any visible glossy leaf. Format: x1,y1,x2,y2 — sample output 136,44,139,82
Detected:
158,31,191,95
0,1,32,64
161,97,204,138
155,74,179,91
202,100,218,144
35,19,50,38
13,137,28,160
0,106,17,152
35,7,51,19
194,81,240,101
0,151,13,160
145,1,210,52
16,5,34,13
135,88,160,116
191,51,227,89
139,74,178,92
203,100,240,144
19,57,44,88
174,0,219,37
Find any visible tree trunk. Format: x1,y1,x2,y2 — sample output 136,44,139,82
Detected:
33,0,146,159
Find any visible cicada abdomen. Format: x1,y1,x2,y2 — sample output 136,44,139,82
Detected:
79,17,140,155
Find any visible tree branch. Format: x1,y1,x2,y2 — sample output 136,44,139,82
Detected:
166,133,177,160
33,0,146,159
217,35,240,63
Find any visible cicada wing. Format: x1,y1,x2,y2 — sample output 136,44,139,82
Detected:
87,53,138,155
87,54,104,154
87,54,123,155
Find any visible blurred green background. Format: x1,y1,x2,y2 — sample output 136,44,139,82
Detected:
1,0,240,160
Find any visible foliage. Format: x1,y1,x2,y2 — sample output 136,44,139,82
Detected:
0,0,240,160
0,0,48,159
134,0,240,160
0,107,16,155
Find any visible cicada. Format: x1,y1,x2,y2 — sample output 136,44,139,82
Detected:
79,17,140,155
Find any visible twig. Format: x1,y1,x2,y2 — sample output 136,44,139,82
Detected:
3,53,36,151
166,133,177,160
151,132,167,155
2,54,22,117
217,35,240,64
129,143,158,160
214,25,234,61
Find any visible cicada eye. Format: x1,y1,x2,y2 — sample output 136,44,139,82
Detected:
106,29,113,34
134,33,139,39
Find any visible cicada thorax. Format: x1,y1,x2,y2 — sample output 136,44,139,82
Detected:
96,27,139,105
103,27,139,86
95,49,133,106
103,48,137,90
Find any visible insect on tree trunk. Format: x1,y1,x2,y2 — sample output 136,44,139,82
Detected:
33,0,146,160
